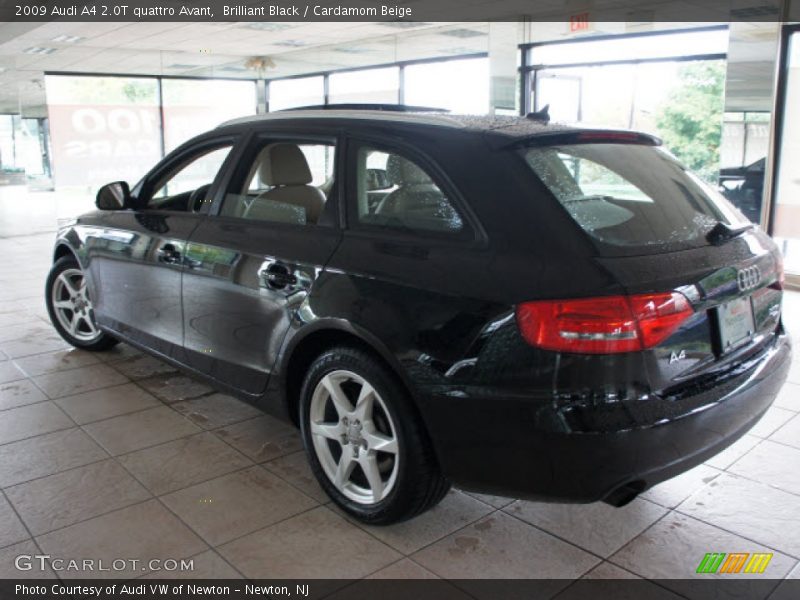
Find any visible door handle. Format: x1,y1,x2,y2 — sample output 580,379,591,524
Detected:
263,262,297,289
157,244,182,265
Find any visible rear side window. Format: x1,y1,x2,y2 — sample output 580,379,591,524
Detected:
354,146,464,235
520,143,748,254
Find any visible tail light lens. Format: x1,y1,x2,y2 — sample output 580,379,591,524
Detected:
515,292,693,354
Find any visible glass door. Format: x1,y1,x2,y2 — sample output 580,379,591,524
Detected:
773,27,800,279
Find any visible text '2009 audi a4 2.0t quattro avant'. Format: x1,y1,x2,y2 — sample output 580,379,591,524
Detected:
45,106,791,524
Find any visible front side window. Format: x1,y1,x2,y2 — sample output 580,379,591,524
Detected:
146,144,233,212
220,141,335,226
354,146,463,234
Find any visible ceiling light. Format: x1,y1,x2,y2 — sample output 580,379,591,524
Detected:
440,29,486,39
333,47,372,54
168,63,198,69
23,47,57,55
52,35,84,43
274,40,307,47
243,23,295,32
379,21,430,29
439,47,481,55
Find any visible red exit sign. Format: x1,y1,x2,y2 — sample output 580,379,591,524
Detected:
569,12,591,32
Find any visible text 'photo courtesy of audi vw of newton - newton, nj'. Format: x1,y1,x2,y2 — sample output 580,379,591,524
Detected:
44,105,790,524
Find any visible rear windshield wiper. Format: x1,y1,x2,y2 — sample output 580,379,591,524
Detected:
706,220,752,245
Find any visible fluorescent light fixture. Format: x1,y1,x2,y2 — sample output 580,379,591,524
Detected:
274,40,307,47
243,23,295,32
23,47,57,55
440,28,486,39
52,35,84,43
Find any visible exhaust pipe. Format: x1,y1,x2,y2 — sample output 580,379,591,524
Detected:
603,481,646,507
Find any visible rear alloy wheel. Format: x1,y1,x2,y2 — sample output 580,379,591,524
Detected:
46,256,118,351
300,347,450,524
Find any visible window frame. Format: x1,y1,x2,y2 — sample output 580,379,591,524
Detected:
134,135,241,215
344,136,479,243
208,130,342,231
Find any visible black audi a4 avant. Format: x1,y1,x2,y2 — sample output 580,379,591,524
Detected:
46,106,791,523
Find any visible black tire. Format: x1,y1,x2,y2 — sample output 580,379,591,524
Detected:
45,256,119,352
299,346,450,524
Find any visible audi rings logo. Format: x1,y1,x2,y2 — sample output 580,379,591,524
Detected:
737,266,762,292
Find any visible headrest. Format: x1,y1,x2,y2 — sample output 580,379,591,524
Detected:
259,144,313,186
386,154,431,186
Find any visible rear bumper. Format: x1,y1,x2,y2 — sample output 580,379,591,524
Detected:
419,332,791,502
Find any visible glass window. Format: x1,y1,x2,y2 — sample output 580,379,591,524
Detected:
774,31,800,276
221,141,335,226
520,143,749,254
161,79,257,152
147,144,233,212
529,29,729,66
354,146,463,234
44,75,162,189
268,76,324,111
404,58,489,114
329,67,400,104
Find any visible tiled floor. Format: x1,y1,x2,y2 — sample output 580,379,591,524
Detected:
1,231,799,597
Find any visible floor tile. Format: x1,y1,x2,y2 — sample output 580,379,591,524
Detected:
162,466,317,546
769,413,800,450
263,451,328,503
748,406,796,439
728,440,800,496
173,393,261,429
768,562,800,600
6,459,150,535
97,344,143,363
352,490,494,555
773,382,800,412
33,363,128,399
640,464,722,508
506,498,667,557
138,550,242,579
137,373,214,403
0,540,56,578
0,428,107,487
118,432,251,495
0,361,25,384
219,506,400,579
0,321,53,343
36,500,207,579
13,348,100,378
679,473,800,558
55,383,161,425
611,512,795,582
0,378,48,411
0,402,73,445
558,570,684,600
367,558,440,579
411,511,599,579
581,562,640,579
1,334,70,359
0,494,29,548
704,434,762,470
110,354,176,380
214,415,303,462
83,405,200,455
464,492,515,509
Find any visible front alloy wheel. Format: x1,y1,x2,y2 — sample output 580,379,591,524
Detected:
300,346,450,524
45,256,118,351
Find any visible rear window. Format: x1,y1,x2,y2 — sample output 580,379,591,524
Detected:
520,143,748,254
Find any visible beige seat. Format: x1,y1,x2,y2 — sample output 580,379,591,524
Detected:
248,144,325,223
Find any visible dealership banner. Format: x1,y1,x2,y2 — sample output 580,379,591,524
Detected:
1,0,799,22
3,579,800,599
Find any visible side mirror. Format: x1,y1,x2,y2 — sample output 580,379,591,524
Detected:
96,181,131,210
366,168,392,191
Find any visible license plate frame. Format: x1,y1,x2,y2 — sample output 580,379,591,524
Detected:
717,296,756,353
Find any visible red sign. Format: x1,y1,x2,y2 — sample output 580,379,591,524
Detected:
569,12,591,32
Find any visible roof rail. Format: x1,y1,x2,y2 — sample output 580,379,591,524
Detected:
278,103,449,113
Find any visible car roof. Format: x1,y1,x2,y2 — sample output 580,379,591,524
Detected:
218,109,575,140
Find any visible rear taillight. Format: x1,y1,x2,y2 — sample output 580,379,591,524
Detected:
515,292,693,354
